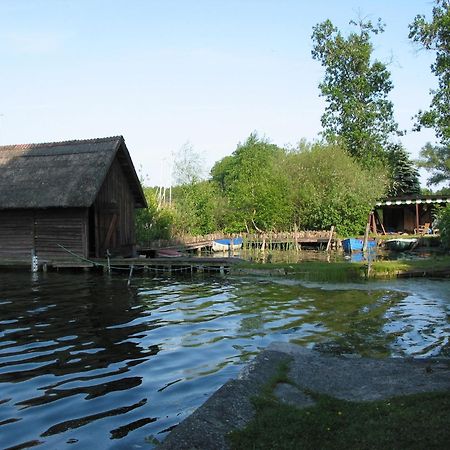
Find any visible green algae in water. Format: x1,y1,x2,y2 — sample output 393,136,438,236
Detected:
0,272,448,449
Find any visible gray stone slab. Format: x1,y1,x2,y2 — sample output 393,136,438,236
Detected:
159,343,450,449
273,382,316,408
269,342,450,401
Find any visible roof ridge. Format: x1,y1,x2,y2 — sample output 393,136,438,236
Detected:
0,135,123,150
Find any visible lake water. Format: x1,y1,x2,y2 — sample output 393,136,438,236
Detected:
1,271,449,449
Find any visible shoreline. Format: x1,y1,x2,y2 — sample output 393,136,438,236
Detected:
231,254,450,281
158,343,450,450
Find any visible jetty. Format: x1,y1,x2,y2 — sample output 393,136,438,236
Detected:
0,226,337,272
0,255,245,274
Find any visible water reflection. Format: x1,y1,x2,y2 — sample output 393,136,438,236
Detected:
0,272,448,449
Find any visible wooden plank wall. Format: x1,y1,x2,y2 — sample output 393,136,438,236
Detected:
94,157,136,256
0,208,88,260
0,210,34,259
35,208,88,259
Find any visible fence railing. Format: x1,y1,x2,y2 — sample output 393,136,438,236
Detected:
142,230,336,249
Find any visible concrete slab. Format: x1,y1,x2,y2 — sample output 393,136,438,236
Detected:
270,342,450,402
158,343,450,450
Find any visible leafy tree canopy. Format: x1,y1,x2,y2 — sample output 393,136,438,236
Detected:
410,1,450,187
171,180,219,235
135,187,175,245
436,204,450,248
285,143,388,235
173,142,204,186
311,18,401,165
409,0,450,145
417,142,450,186
212,133,292,232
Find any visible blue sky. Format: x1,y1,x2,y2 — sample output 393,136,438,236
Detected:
0,0,438,186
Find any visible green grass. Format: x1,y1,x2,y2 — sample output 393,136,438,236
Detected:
234,255,450,281
229,389,450,450
235,261,364,282
370,256,450,278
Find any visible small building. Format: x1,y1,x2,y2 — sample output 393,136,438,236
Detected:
374,194,450,234
0,136,146,261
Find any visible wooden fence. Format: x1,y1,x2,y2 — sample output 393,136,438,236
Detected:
143,229,337,251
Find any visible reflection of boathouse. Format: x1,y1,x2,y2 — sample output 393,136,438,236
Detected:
373,195,450,234
0,136,146,260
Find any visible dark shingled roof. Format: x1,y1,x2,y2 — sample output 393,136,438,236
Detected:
0,136,147,209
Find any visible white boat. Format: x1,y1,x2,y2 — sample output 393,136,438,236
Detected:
384,238,418,252
212,237,243,252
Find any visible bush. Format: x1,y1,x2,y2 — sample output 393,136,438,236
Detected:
437,204,450,249
135,187,175,246
285,143,388,235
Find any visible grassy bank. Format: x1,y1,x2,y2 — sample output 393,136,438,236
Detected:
233,255,450,281
229,363,450,450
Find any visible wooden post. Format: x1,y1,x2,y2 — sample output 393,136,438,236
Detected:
362,222,371,252
415,203,420,234
326,226,335,252
294,224,299,253
127,264,134,287
371,212,377,234
374,209,386,235
31,249,39,273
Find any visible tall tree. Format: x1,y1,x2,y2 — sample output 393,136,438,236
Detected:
417,142,450,186
172,181,219,235
311,19,401,165
409,0,450,145
172,142,204,185
284,143,388,235
171,142,220,235
212,134,292,232
135,187,175,245
386,145,421,196
409,0,450,186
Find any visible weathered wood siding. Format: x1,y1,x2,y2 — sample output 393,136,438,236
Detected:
0,208,88,260
94,157,136,256
0,210,34,259
34,208,88,259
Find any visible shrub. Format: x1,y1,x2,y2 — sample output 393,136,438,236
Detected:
437,204,450,249
286,143,388,235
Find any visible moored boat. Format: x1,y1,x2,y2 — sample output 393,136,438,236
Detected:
384,238,418,252
212,237,243,252
156,248,184,258
342,238,377,253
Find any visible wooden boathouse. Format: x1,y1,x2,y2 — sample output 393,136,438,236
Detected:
0,136,146,262
373,194,450,234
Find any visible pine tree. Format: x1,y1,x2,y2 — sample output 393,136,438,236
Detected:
387,145,421,197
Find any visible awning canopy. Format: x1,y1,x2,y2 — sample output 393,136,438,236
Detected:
376,195,450,207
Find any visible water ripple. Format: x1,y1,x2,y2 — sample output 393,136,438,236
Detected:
0,273,448,449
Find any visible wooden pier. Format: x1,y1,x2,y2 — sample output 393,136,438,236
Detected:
96,256,245,274
0,230,337,273
0,256,245,274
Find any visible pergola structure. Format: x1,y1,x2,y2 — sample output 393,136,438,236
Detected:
372,195,450,234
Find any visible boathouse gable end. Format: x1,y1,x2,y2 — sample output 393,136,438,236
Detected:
93,155,138,258
0,136,146,261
